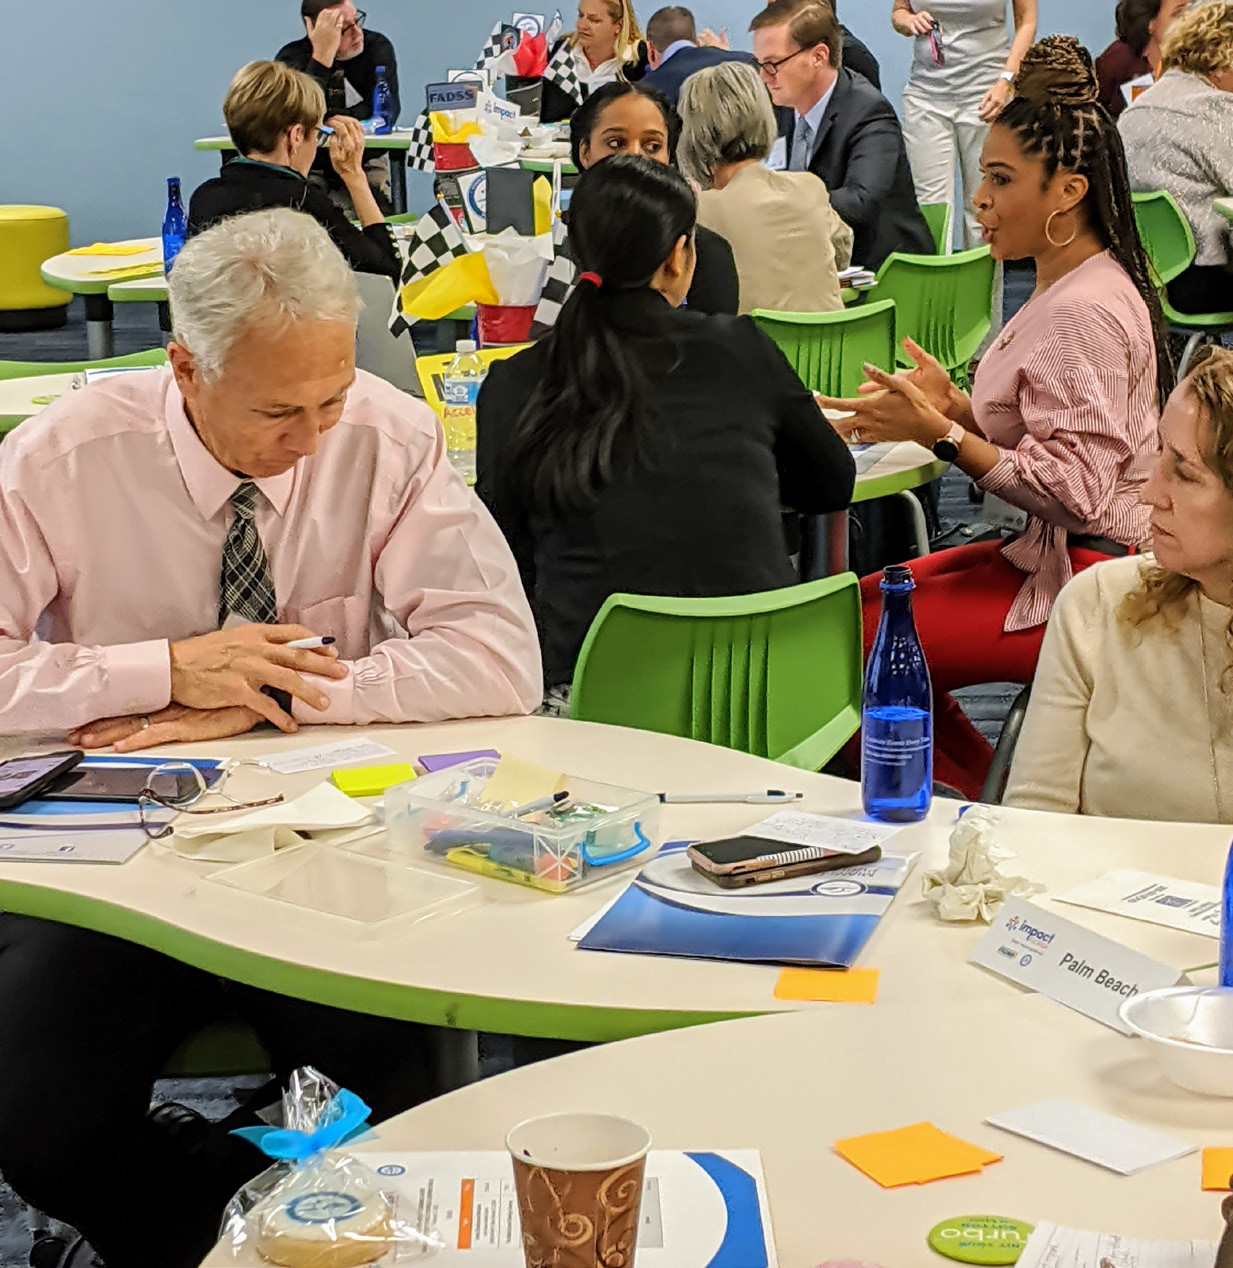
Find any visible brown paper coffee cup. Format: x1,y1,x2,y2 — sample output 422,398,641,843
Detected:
506,1112,652,1268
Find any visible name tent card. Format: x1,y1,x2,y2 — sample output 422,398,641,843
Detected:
968,897,1186,1033
426,81,480,113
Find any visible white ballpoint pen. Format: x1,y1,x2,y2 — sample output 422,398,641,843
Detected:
286,636,336,649
657,790,805,805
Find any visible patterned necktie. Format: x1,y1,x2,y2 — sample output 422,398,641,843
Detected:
218,481,277,625
789,119,813,172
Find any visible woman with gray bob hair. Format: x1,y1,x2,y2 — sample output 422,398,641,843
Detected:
167,206,361,382
678,60,853,314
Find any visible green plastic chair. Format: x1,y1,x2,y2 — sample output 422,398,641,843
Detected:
0,346,168,381
1131,189,1233,375
862,246,995,387
569,575,863,771
750,298,896,397
920,202,953,255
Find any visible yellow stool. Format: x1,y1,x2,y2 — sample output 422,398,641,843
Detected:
0,205,71,331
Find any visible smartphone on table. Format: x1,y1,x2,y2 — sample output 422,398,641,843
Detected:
687,834,882,889
0,751,85,811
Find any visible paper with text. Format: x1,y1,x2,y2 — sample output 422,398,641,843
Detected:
1056,870,1220,940
741,811,902,855
262,737,397,775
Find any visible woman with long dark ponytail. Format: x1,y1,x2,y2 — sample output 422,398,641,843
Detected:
819,35,1173,801
477,155,855,707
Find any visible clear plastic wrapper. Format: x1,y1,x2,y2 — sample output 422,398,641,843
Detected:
219,1067,441,1266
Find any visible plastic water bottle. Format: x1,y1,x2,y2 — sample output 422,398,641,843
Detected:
371,66,393,135
441,340,485,482
1221,842,1233,986
162,177,188,275
862,563,934,822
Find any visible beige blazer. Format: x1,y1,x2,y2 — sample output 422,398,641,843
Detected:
696,164,853,315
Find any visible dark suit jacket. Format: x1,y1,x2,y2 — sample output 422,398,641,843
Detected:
787,69,932,268
476,290,855,686
839,25,881,89
641,45,757,105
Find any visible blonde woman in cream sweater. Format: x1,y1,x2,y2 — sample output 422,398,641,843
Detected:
1005,345,1233,822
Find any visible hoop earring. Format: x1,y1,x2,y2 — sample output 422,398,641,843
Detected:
1045,210,1078,248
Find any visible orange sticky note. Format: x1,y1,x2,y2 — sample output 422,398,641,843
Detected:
834,1122,1003,1188
775,967,880,1003
1202,1148,1233,1191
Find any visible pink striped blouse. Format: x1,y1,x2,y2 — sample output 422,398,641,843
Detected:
973,251,1159,631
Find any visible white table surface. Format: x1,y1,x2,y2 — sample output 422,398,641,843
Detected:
0,373,74,421
39,237,162,294
0,717,1225,1042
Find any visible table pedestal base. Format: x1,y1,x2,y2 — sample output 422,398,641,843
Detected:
84,293,114,361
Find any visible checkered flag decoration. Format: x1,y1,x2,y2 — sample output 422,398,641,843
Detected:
531,221,576,332
542,40,585,106
474,21,507,70
389,201,471,338
405,108,435,174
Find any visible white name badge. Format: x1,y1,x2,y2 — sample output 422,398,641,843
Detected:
982,492,1029,532
766,137,788,172
968,897,1188,1034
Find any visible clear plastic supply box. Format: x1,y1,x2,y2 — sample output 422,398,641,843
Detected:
385,757,659,893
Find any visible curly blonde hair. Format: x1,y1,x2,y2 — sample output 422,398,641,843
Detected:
1121,345,1233,680
1161,0,1233,76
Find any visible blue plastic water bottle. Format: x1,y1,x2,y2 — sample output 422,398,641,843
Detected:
862,563,934,822
1220,841,1233,986
162,177,187,274
371,66,393,135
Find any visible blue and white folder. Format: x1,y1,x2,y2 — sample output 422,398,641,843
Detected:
578,841,915,967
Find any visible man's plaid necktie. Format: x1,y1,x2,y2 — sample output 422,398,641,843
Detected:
218,481,277,625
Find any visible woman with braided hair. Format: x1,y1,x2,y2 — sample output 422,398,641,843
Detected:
820,35,1172,800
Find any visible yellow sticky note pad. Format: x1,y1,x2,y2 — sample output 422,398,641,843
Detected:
834,1122,1002,1188
67,242,157,256
1202,1147,1233,1191
775,967,880,1003
480,755,566,811
331,763,416,798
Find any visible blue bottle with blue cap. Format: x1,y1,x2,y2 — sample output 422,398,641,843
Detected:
371,66,393,135
162,177,187,274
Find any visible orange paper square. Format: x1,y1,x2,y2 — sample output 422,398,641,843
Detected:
834,1122,1003,1188
775,967,880,1003
1202,1148,1233,1191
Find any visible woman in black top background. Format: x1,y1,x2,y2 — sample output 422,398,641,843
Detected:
477,157,855,697
188,60,400,281
567,81,739,316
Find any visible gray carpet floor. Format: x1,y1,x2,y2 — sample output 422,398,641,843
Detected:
0,268,1031,1266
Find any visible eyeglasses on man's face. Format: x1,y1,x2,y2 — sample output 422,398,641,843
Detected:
753,46,809,79
340,7,367,34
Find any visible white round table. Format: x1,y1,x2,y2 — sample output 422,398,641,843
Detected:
0,372,74,426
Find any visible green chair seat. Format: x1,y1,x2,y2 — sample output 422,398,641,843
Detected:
919,202,953,256
0,347,168,381
569,576,863,772
751,299,896,397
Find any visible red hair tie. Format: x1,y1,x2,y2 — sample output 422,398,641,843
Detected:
578,271,603,288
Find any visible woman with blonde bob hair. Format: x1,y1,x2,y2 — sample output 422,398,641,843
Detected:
1007,345,1233,822
1120,0,1233,315
678,60,851,314
541,0,649,121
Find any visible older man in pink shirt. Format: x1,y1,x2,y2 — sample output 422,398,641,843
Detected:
0,209,541,1268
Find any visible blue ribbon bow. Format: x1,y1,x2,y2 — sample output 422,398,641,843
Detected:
231,1088,372,1161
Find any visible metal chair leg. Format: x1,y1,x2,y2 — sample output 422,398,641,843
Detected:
1177,331,1207,378
894,489,931,559
980,683,1033,805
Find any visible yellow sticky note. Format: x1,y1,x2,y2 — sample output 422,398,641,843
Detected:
480,755,566,811
331,763,416,798
775,967,880,1003
67,242,157,256
1202,1147,1233,1191
834,1122,1002,1189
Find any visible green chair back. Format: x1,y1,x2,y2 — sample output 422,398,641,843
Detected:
864,246,995,380
569,575,863,771
1130,190,1194,287
751,299,896,397
0,347,168,381
920,202,953,255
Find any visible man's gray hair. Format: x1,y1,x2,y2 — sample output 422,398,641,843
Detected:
677,61,779,187
167,208,362,381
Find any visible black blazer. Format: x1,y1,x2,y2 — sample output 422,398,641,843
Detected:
787,69,932,269
187,160,401,281
839,25,881,89
476,290,856,686
641,45,757,105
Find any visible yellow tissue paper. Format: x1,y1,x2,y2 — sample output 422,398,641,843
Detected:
398,252,498,321
67,242,157,256
430,111,483,145
532,176,552,237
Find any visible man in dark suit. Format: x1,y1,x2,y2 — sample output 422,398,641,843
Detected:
641,6,755,105
751,0,931,268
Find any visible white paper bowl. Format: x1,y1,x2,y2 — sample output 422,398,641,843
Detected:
1120,986,1233,1097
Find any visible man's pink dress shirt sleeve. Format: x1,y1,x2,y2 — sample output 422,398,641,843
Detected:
0,450,171,732
291,421,543,726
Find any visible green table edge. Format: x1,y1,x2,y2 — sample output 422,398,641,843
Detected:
1214,199,1233,223
40,262,163,296
853,456,949,504
519,158,578,174
0,877,766,1042
108,281,168,303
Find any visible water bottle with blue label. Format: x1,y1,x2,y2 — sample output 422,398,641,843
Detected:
371,66,393,135
862,563,933,822
162,177,188,274
441,340,485,483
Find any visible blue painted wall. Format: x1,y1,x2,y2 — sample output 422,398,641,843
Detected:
4,0,1113,244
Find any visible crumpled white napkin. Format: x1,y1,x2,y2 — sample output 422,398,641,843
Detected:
921,805,1043,922
171,782,379,864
